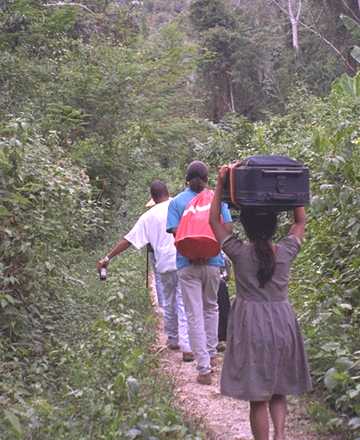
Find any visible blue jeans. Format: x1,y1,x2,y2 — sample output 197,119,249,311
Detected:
149,252,165,308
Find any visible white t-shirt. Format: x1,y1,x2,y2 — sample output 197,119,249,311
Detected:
124,200,176,274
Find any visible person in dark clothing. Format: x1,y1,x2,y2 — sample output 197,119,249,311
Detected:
217,255,231,347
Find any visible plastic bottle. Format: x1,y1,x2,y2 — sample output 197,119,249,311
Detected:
99,267,107,281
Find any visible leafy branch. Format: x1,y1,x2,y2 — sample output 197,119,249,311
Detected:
44,2,96,15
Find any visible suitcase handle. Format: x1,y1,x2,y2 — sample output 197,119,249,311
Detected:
267,193,298,201
228,161,243,209
262,169,303,175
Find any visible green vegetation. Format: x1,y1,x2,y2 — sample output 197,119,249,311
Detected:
1,248,203,439
188,0,358,120
1,0,360,438
0,1,204,437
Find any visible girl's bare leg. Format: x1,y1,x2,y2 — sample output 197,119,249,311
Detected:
269,394,287,440
250,401,269,440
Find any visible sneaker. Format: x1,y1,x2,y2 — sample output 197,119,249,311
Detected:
210,356,217,367
196,373,212,385
167,343,180,350
217,341,226,352
182,352,194,362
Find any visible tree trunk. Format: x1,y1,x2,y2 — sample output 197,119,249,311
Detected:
228,73,236,113
290,18,299,52
288,0,302,53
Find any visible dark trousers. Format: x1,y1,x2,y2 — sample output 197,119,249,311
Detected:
217,279,230,342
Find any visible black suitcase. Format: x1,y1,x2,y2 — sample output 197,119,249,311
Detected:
222,155,309,210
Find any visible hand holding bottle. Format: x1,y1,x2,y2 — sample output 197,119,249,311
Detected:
96,256,110,281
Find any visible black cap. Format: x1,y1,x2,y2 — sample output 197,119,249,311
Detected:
185,161,208,181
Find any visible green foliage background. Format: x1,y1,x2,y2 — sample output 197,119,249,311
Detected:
1,0,360,438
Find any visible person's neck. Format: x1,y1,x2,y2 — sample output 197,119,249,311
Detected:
155,196,168,204
188,185,207,193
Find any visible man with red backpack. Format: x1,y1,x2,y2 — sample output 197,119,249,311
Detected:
166,161,232,385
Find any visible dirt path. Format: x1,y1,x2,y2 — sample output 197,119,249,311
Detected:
152,279,345,440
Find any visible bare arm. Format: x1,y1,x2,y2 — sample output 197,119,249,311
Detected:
209,165,233,244
289,207,306,241
96,238,131,270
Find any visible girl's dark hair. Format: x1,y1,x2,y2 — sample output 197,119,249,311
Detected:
188,176,207,193
240,208,278,288
186,161,208,193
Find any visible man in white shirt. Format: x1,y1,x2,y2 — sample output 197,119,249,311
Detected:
96,180,193,361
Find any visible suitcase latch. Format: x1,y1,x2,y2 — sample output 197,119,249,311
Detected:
276,175,287,193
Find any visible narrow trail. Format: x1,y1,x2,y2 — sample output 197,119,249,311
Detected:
151,278,345,440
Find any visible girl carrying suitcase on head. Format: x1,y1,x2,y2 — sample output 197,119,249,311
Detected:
209,165,312,440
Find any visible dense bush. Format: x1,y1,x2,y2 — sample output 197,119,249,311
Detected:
0,2,206,437
0,119,106,346
0,250,202,439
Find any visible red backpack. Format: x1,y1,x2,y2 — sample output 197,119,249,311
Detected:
175,189,221,259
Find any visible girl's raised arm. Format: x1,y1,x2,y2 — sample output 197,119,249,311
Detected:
210,165,232,244
289,206,306,241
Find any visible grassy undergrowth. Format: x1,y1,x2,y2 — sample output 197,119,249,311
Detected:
0,246,203,440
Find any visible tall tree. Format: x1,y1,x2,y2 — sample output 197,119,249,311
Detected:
269,0,302,54
189,0,238,121
288,0,302,53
